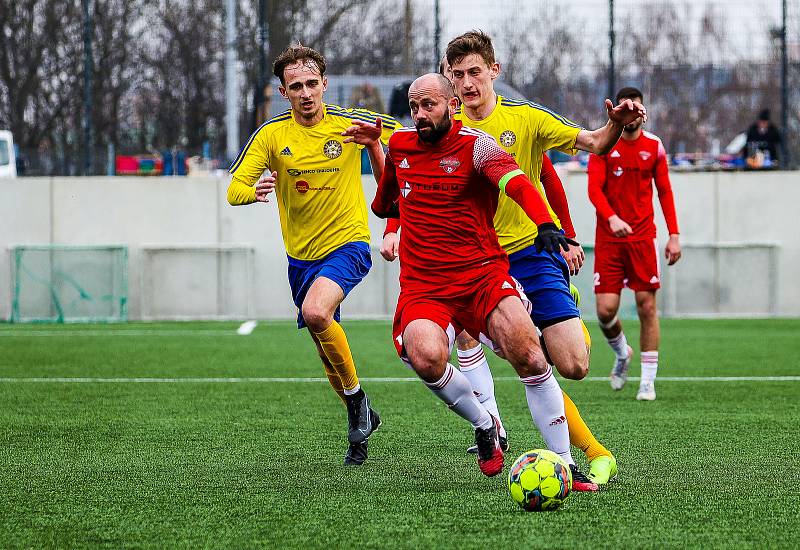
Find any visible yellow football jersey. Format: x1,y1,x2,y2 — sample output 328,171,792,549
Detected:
228,104,398,261
455,96,581,254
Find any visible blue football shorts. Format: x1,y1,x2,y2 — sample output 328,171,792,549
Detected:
287,241,372,329
507,243,580,329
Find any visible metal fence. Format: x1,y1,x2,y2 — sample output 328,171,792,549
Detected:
6,0,800,174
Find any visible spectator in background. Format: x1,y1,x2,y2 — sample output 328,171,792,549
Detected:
349,83,385,113
742,109,782,168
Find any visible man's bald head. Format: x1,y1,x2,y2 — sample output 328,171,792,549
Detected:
409,73,455,100
407,73,457,144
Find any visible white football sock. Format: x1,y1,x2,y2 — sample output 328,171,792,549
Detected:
457,344,506,438
641,351,659,385
607,332,630,360
424,363,493,430
521,366,574,465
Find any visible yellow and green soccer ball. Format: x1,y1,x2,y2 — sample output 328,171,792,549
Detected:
508,449,572,511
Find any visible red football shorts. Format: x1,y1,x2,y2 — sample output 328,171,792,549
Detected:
392,265,523,359
593,238,660,294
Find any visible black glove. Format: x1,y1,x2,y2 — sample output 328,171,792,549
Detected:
534,222,579,253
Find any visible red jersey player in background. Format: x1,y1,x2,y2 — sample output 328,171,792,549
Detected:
588,86,681,402
372,73,578,477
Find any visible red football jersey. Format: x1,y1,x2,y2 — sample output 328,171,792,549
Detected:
372,120,553,292
588,131,679,243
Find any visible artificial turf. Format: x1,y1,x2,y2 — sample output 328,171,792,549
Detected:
1,319,798,549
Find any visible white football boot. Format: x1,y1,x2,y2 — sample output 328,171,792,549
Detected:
610,345,633,390
636,381,656,401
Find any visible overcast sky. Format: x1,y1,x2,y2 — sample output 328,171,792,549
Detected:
428,0,789,62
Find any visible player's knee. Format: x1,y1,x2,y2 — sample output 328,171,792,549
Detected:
636,298,657,320
405,341,448,382
556,348,589,380
301,304,331,332
596,304,616,324
510,346,549,377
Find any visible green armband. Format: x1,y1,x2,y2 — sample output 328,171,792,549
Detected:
498,169,525,193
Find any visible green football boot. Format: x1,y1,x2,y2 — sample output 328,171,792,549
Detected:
587,454,618,485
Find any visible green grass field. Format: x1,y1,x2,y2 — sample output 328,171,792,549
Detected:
1,319,799,549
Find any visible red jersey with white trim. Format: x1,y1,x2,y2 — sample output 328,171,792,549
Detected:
588,130,679,243
372,120,553,293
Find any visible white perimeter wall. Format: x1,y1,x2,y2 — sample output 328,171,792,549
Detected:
1,170,799,320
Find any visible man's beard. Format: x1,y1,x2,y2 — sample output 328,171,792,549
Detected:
624,119,642,133
415,116,452,143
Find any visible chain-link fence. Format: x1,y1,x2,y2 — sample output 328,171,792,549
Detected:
4,0,799,174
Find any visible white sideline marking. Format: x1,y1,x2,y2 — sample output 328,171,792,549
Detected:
0,376,798,383
236,320,258,335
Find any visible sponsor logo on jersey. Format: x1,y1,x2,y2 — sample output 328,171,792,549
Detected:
407,181,462,193
280,146,293,156
613,166,624,177
294,180,334,194
610,150,621,158
399,157,410,169
639,151,652,160
439,156,461,174
499,130,516,147
401,181,412,197
322,140,343,159
287,167,340,176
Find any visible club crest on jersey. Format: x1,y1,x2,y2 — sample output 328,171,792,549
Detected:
439,156,461,174
613,166,624,177
399,157,410,169
639,151,652,160
499,130,516,147
610,150,621,158
323,140,343,159
401,181,412,198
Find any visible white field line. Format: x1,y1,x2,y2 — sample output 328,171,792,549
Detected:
0,376,798,383
0,330,243,337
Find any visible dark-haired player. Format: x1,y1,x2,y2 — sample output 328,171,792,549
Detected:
588,86,681,402
227,44,400,465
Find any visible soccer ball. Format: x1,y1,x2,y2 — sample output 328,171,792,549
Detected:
507,449,572,511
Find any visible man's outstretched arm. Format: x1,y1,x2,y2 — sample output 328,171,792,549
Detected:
575,99,647,155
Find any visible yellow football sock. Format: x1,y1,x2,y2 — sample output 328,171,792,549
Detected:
312,321,360,392
310,332,347,403
581,319,592,352
562,390,611,462
320,354,347,404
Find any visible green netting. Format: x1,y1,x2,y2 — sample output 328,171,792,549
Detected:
11,245,128,323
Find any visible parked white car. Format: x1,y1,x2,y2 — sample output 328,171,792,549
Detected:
0,130,17,177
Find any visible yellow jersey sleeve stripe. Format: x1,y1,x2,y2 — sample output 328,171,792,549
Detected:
500,98,582,129
498,169,525,192
228,111,291,174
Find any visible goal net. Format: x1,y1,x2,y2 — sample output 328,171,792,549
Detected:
11,245,128,322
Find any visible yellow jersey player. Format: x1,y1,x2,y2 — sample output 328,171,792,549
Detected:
445,31,647,486
227,45,399,466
